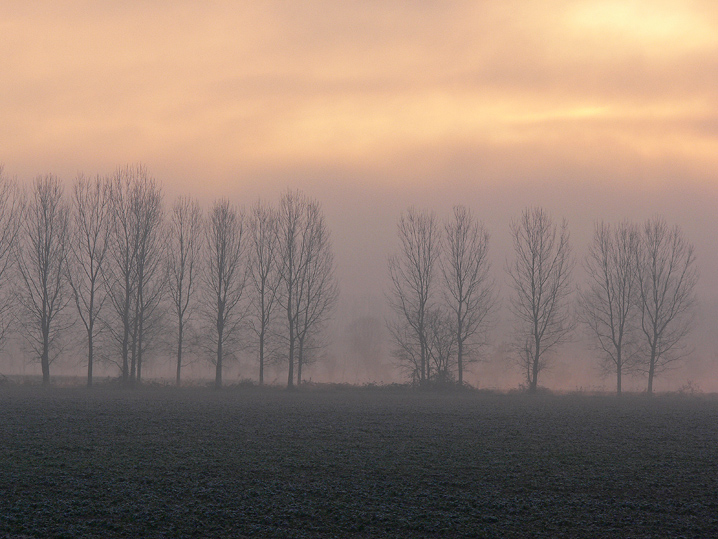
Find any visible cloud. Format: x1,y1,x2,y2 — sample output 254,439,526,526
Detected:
1,0,716,194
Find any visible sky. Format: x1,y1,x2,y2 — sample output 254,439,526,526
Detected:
2,1,718,390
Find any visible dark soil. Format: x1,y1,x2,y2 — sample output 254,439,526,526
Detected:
1,387,717,538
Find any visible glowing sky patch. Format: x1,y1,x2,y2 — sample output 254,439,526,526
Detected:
569,0,716,52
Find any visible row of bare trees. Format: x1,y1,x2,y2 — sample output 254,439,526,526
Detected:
0,163,697,393
388,206,698,394
387,206,497,386
0,166,337,388
579,218,698,395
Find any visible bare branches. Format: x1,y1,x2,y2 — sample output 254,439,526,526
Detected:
636,218,698,394
275,190,337,387
276,190,305,388
104,167,139,380
293,200,338,385
103,165,164,385
425,306,457,383
167,196,203,386
247,200,280,385
387,208,441,384
67,174,112,387
579,221,641,394
130,172,165,383
15,175,72,385
388,206,497,387
0,166,22,348
200,199,247,389
0,163,705,393
579,218,697,394
441,205,497,386
507,207,574,392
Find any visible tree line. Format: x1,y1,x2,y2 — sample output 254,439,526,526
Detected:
388,206,698,395
0,165,338,389
0,164,699,394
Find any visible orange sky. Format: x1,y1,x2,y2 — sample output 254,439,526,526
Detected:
2,1,718,388
2,1,717,190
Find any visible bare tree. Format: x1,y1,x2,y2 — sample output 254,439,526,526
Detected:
442,205,496,386
387,208,441,384
390,305,455,385
276,190,337,387
247,200,280,385
0,166,22,348
636,218,698,395
104,167,138,383
275,190,303,388
104,165,164,385
293,201,338,385
579,221,641,395
388,319,423,383
201,199,247,389
67,174,111,387
166,196,202,386
130,175,165,383
425,306,457,383
507,207,574,392
15,175,71,385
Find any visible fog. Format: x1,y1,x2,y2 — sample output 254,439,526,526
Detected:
289,160,718,392
2,157,716,393
2,2,718,391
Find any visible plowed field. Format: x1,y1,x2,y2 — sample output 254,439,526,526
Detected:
1,387,717,538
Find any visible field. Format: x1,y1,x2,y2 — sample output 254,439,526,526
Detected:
1,386,717,538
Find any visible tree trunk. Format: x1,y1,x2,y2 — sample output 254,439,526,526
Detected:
40,319,50,386
122,274,132,385
121,342,129,383
616,353,622,396
121,311,130,384
176,322,183,386
457,336,464,387
419,331,426,383
215,353,222,388
530,337,540,392
647,368,654,394
41,356,50,385
647,347,656,396
137,322,143,384
258,325,265,386
87,332,93,388
216,319,223,389
41,345,50,386
136,289,144,384
130,287,140,385
130,322,137,385
87,291,95,388
297,337,304,386
287,332,294,389
287,287,294,389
